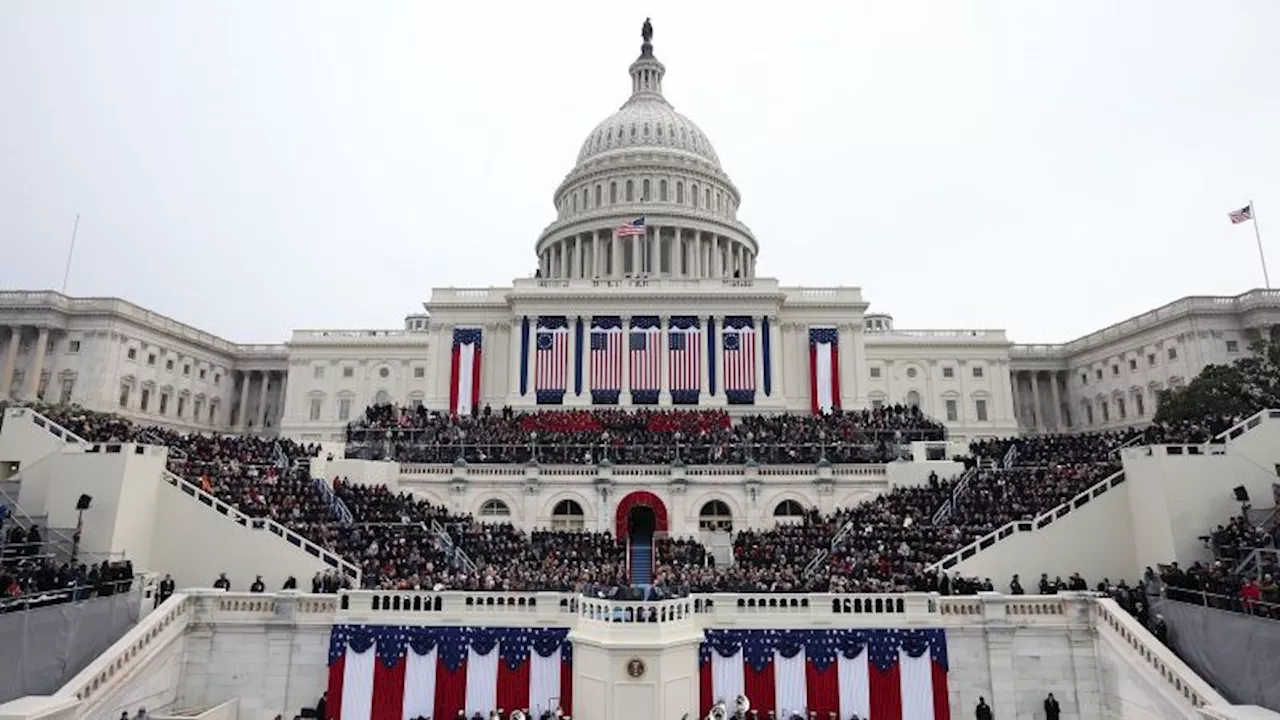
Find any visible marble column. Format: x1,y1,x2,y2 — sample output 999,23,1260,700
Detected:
1050,372,1063,430
593,232,602,278
0,326,20,400
257,371,271,430
1009,371,1022,430
611,233,621,279
237,372,251,430
24,327,49,401
767,317,782,398
1032,372,1044,432
650,227,660,276
631,236,641,277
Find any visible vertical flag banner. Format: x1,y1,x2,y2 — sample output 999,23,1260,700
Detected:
590,316,623,405
761,316,773,397
535,317,569,404
449,328,483,416
809,327,841,414
707,316,718,397
698,628,950,720
668,315,702,404
629,316,661,405
327,625,573,720
573,317,585,397
519,316,530,397
722,316,756,405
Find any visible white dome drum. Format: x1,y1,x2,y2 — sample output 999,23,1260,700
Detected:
534,22,758,283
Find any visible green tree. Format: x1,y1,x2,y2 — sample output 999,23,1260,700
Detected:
1153,339,1280,424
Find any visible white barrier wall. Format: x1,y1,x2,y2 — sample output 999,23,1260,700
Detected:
5,590,1261,720
149,479,333,589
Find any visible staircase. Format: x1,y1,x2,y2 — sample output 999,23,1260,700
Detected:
629,538,653,585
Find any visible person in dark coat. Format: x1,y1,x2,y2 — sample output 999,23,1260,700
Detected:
315,692,327,720
1044,692,1060,720
975,697,993,720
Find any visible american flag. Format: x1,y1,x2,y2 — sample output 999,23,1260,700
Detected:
1229,204,1253,224
328,624,572,720
668,318,701,403
590,326,623,394
616,216,646,237
535,324,569,403
629,321,661,398
722,320,756,404
699,628,950,720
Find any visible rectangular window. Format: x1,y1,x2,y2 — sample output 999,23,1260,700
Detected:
1226,340,1239,352
410,399,423,410
1148,353,1156,366
1095,369,1103,380
945,399,958,422
338,398,351,421
309,398,322,421
1117,397,1126,419
975,399,988,421
147,354,156,366
127,348,137,361
869,367,882,379
140,389,151,411
209,404,217,424
871,399,884,410
1128,359,1137,371
194,398,204,421
159,393,169,415
177,397,186,417
972,366,984,378
214,373,221,385
413,367,425,379
119,384,130,408
942,367,954,379
343,367,354,378
1111,365,1119,376
1135,393,1145,417
200,369,207,380
183,364,191,376
58,378,74,404
1086,405,1094,425
314,366,325,379
165,359,174,371
68,340,81,353
1080,373,1087,385
1167,347,1178,360
1101,400,1110,422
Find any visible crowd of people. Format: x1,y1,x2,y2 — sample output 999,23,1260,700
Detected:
345,404,945,465
1154,510,1280,619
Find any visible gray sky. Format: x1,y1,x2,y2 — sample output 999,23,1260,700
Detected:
2,1,1278,345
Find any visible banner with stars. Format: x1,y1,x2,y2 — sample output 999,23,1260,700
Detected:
327,625,572,720
698,628,950,720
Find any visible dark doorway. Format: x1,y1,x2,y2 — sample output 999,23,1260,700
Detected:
628,505,657,541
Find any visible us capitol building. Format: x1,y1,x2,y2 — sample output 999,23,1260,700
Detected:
1,27,1278,446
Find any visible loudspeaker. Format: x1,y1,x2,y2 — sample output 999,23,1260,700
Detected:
76,494,93,511
1232,486,1250,503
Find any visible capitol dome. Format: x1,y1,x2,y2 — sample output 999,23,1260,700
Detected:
535,22,758,283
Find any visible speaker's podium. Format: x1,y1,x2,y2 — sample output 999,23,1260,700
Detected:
569,595,703,720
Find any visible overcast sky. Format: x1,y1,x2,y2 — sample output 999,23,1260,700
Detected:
2,1,1278,344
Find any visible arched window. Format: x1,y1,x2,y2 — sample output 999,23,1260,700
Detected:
374,390,391,405
905,391,920,408
698,500,732,532
572,194,578,212
705,188,711,208
676,181,684,204
480,499,511,518
773,500,805,518
716,192,722,212
610,182,618,204
595,184,602,207
551,499,585,530
626,180,634,202
582,188,588,209
642,179,650,201
691,183,699,208
659,180,668,202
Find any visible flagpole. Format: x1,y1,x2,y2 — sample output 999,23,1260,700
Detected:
61,213,81,294
1251,200,1271,290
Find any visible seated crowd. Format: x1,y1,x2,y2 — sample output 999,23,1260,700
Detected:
1154,510,1280,619
5,402,1272,619
345,404,944,465
1,521,135,612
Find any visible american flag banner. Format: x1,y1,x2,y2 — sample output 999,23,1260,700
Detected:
536,317,569,404
590,316,623,405
809,327,841,414
699,628,949,720
629,316,661,405
668,315,702,405
327,625,572,720
722,316,756,405
1229,204,1253,224
449,328,483,416
616,215,646,237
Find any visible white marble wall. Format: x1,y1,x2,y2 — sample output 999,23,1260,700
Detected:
177,625,330,720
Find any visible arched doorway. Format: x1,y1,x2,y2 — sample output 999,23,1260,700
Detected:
628,505,657,541
614,490,669,539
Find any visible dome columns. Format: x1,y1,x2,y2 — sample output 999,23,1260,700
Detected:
539,225,755,281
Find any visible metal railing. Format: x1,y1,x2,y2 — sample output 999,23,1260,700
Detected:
315,478,354,524
1001,444,1018,469
1163,586,1280,621
1231,547,1280,581
931,466,977,525
0,577,139,613
430,519,478,575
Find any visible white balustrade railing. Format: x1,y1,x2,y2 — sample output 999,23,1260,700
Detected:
1211,408,1280,444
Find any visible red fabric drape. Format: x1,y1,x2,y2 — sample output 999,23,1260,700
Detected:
830,339,842,410
470,347,483,413
614,490,669,537
931,661,951,719
448,344,461,413
744,664,776,717
559,655,574,717
370,658,407,720
869,664,902,720
699,661,714,717
805,663,840,718
496,657,531,714
326,655,345,720
434,657,468,720
808,340,819,415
